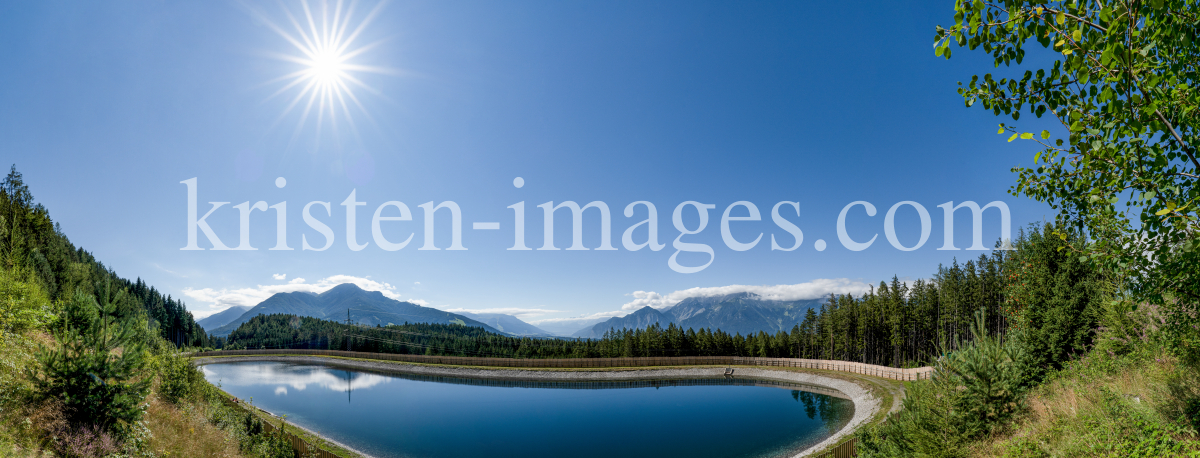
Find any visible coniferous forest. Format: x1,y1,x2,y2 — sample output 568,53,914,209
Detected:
1,166,211,348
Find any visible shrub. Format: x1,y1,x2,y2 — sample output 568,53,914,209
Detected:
154,350,206,405
0,268,55,335
940,311,1028,430
29,284,150,439
858,309,1030,457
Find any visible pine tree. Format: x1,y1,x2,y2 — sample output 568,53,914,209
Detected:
31,281,151,437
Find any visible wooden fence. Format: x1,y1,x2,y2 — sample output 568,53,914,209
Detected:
191,349,934,381
811,437,856,458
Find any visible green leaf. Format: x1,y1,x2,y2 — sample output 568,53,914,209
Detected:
1035,151,1042,163
1020,133,1033,139
1071,30,1081,42
1008,133,1019,142
998,128,1005,134
1041,130,1050,139
1056,12,1064,25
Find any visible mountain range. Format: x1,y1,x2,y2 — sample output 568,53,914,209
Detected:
195,305,252,330
457,312,552,336
199,285,830,341
572,292,826,338
206,284,504,337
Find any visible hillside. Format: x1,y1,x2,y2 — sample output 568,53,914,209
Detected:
210,283,502,337
573,293,826,338
196,305,252,331
0,168,345,458
574,305,674,338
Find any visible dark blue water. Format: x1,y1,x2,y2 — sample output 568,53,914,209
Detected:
202,362,853,458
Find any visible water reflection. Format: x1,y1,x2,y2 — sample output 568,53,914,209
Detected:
793,389,852,427
202,362,855,458
202,362,391,393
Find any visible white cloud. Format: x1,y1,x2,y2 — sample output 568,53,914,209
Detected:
183,275,423,314
153,263,186,278
619,278,872,311
413,281,420,286
272,273,286,280
438,307,562,320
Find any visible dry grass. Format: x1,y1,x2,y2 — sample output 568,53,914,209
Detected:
967,350,1200,457
144,396,249,458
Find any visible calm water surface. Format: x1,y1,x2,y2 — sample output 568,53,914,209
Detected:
202,362,853,458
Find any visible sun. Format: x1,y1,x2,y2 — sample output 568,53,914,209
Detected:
257,0,394,145
309,49,345,84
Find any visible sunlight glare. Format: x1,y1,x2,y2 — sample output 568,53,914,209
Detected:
257,0,394,146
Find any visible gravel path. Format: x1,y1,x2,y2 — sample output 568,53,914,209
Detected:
195,355,881,458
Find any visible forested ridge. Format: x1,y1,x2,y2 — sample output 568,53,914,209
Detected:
0,166,308,457
1,166,211,348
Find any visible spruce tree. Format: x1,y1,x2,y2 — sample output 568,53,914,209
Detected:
31,281,151,437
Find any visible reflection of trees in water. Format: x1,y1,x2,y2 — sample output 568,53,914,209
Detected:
792,390,851,431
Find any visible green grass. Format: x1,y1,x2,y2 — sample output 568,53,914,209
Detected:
208,388,363,458
968,350,1200,458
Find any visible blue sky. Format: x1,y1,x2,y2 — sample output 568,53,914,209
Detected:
0,1,1058,331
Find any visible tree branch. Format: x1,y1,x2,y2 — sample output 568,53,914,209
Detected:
1041,7,1108,33
1152,109,1200,172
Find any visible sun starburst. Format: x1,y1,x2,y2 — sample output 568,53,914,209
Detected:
257,0,393,147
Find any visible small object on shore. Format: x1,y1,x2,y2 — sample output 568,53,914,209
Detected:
724,368,734,377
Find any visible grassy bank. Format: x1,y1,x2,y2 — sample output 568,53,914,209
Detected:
853,303,1200,458
0,265,364,458
971,350,1200,457
205,388,361,458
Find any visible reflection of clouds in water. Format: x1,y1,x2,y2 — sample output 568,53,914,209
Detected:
202,364,391,393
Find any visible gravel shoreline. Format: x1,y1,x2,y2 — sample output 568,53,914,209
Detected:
195,355,880,458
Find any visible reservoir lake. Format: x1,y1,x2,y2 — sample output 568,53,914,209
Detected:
201,361,854,458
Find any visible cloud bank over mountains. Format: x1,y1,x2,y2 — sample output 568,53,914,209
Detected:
184,275,423,318
438,307,563,320
530,279,874,330
619,278,873,311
